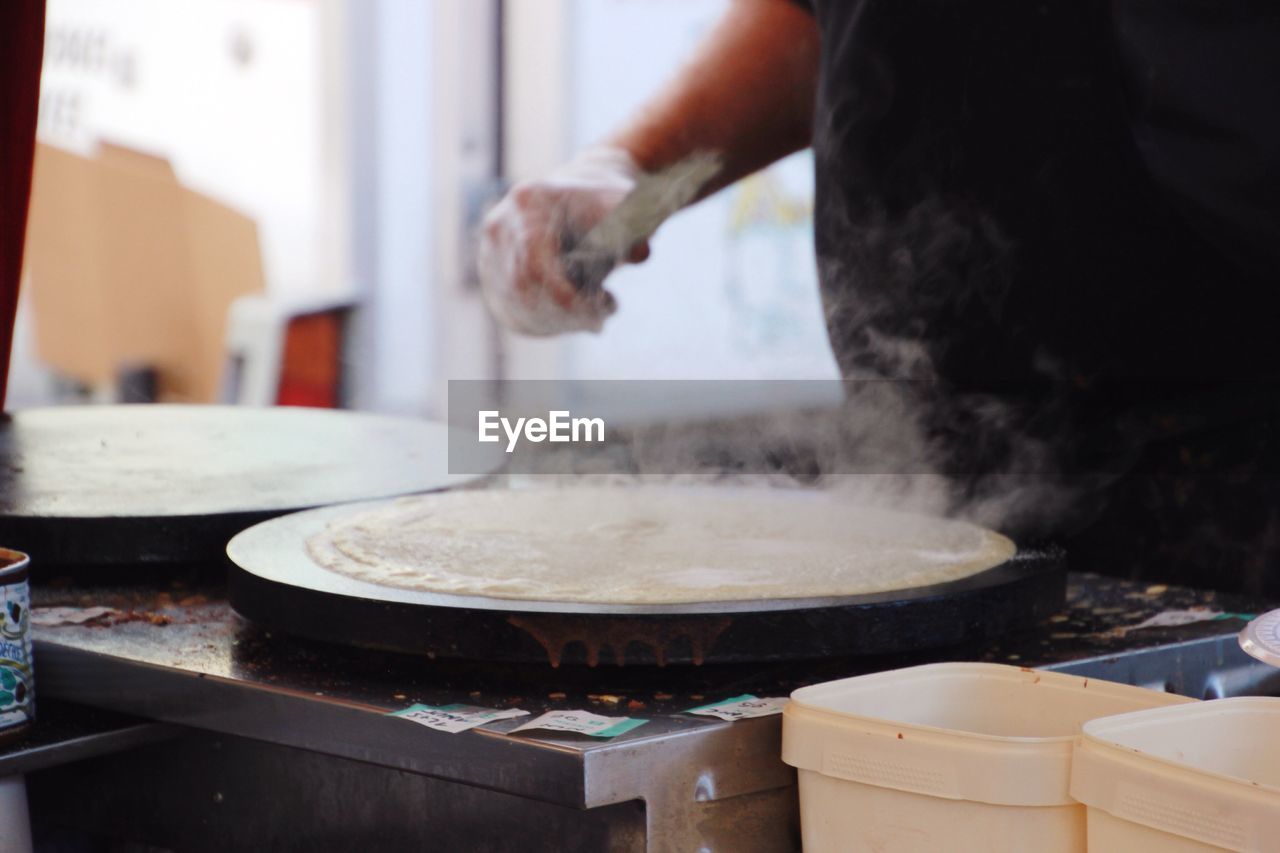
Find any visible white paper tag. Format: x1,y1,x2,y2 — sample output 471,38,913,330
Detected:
30,606,117,627
1131,609,1227,630
685,695,789,721
511,710,647,738
391,703,529,734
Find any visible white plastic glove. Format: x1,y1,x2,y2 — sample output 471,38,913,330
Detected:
478,146,647,336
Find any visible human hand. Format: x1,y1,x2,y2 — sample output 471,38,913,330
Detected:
478,147,648,336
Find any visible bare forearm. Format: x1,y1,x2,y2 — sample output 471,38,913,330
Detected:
605,0,820,196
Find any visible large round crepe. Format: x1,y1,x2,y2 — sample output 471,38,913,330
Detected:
305,487,1015,605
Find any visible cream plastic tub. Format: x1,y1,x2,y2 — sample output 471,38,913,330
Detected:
781,662,1195,853
1071,697,1280,852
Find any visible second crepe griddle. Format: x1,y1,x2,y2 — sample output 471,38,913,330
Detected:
227,498,1066,666
0,405,494,567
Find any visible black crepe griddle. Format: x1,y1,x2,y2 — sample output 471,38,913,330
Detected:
227,499,1066,666
0,405,494,567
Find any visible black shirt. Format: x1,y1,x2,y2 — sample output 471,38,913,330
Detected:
791,0,1280,386
789,0,1280,595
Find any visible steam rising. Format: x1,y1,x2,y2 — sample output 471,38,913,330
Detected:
509,381,1087,544
473,150,1107,544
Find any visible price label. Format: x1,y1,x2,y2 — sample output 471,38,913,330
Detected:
511,710,647,738
391,703,529,734
685,695,789,721
1131,609,1253,630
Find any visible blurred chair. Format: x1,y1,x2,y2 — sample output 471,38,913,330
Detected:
222,294,354,408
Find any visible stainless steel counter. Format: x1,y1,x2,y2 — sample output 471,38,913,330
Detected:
25,573,1276,852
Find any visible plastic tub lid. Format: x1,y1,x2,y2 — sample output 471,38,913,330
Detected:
1240,608,1280,667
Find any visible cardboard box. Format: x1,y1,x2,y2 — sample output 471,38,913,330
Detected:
23,142,264,402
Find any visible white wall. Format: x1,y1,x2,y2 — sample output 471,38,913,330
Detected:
38,0,350,300
343,0,439,414
339,0,502,416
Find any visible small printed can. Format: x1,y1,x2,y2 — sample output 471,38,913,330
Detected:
0,548,32,745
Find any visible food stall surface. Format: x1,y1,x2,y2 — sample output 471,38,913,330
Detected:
19,573,1278,852
0,700,176,778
